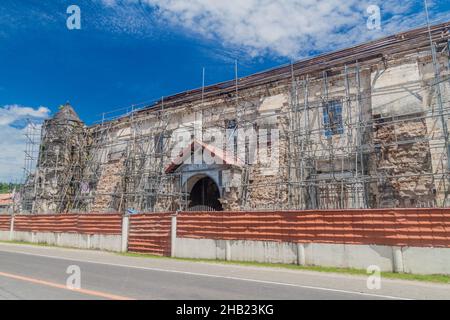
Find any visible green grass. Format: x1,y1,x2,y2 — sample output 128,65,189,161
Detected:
117,251,450,284
0,240,56,247
2,240,449,284
0,240,104,252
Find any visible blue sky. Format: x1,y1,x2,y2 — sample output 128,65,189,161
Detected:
0,0,449,182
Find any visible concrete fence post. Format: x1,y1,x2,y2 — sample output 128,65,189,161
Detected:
393,246,404,273
225,240,231,261
121,215,130,253
9,214,14,241
297,243,306,266
171,213,177,257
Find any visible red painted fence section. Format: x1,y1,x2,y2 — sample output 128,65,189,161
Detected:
177,209,450,248
128,213,172,256
77,214,123,235
3,209,450,255
13,213,122,235
0,215,11,231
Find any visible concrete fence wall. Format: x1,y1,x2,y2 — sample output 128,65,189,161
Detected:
172,209,450,275
0,215,11,241
1,209,450,275
173,238,450,275
175,209,450,248
1,213,123,252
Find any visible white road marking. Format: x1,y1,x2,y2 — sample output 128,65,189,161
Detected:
0,246,411,300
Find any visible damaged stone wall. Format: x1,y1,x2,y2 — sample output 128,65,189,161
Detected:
281,64,372,209
373,117,435,207
91,158,125,212
369,51,450,208
420,53,450,207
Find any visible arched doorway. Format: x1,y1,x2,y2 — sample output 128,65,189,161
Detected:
189,176,223,211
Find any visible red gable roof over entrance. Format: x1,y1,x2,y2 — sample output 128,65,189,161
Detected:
165,139,244,174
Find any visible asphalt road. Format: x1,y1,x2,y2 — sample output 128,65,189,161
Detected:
0,243,449,300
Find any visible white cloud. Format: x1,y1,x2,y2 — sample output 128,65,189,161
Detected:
0,105,50,126
93,0,159,37
98,0,449,58
0,105,50,182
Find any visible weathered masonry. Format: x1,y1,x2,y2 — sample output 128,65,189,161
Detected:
21,22,450,214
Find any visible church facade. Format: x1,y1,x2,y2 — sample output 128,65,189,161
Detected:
21,22,450,214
